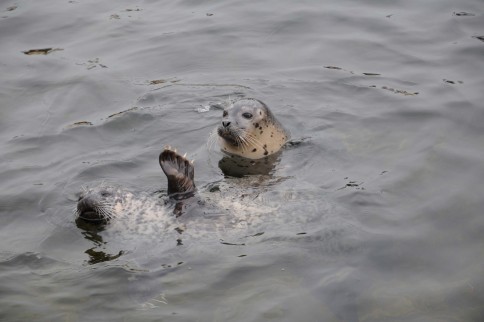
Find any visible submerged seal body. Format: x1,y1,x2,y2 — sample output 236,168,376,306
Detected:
217,99,290,159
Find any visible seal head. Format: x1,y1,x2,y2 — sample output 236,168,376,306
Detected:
217,99,289,159
76,186,123,223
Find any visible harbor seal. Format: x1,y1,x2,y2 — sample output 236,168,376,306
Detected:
76,148,196,224
76,148,271,229
217,99,290,159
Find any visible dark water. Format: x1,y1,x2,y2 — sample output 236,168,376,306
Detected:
1,0,484,321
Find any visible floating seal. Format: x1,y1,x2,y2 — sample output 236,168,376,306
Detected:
75,148,274,231
76,148,196,224
217,99,290,159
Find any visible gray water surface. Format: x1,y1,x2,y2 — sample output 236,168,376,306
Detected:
1,0,484,321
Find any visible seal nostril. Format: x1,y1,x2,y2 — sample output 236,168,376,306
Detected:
222,121,231,128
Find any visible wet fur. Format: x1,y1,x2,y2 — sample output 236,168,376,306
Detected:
76,148,196,223
215,98,289,159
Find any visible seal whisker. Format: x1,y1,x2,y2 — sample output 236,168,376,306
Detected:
240,134,254,153
237,130,250,153
244,132,265,150
206,128,219,152
97,206,112,220
232,128,246,152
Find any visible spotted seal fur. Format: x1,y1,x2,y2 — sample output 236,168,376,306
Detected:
75,148,273,238
76,149,196,224
216,99,290,159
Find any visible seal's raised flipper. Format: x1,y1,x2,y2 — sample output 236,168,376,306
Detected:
159,148,195,196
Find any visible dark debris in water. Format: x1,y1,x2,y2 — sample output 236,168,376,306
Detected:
64,121,93,130
109,7,142,20
246,232,264,237
472,36,484,43
71,121,93,126
6,5,17,11
75,58,108,70
324,65,381,77
108,107,138,118
88,58,107,69
346,182,360,187
149,79,167,85
324,66,342,70
220,239,246,246
148,78,181,86
161,262,184,269
337,180,365,191
453,12,475,17
65,107,138,129
443,79,463,85
325,65,420,96
380,86,418,96
23,48,63,55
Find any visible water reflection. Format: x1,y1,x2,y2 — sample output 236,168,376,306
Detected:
217,137,310,177
75,217,123,265
218,152,281,177
84,248,123,265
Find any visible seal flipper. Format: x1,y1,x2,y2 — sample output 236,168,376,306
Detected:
159,148,195,197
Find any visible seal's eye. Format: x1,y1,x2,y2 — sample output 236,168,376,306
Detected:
223,111,228,117
242,112,253,119
100,191,111,197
